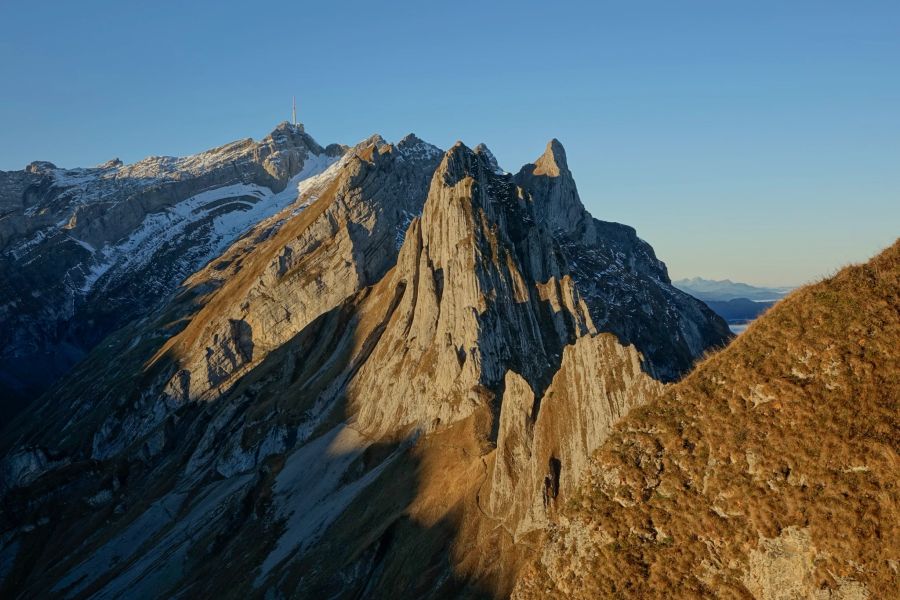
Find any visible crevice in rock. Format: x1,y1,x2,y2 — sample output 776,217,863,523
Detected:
543,456,562,508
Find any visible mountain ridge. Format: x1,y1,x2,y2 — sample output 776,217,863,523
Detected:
0,129,730,598
0,123,346,419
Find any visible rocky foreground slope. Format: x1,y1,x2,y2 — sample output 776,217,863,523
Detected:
0,130,729,598
514,240,900,599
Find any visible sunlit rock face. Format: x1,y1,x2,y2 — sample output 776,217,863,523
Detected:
0,131,731,599
487,334,665,539
515,139,732,382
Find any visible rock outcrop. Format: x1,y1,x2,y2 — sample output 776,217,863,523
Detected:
487,334,665,538
515,139,732,381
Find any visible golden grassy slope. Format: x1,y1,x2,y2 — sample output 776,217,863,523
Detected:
514,240,900,599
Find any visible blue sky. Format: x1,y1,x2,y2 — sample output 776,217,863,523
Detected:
2,1,898,286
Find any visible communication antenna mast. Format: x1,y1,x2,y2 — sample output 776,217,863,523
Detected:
292,96,297,126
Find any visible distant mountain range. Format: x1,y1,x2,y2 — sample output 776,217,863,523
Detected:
673,277,793,302
674,277,792,327
702,297,776,324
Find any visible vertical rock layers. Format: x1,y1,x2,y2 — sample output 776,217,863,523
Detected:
0,132,730,599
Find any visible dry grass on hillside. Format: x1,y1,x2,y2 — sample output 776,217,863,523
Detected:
514,240,900,599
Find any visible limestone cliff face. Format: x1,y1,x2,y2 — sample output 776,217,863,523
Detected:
340,142,598,438
515,139,598,245
160,135,441,402
487,334,665,538
0,135,732,600
516,140,732,381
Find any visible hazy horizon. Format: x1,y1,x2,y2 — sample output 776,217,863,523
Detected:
2,0,897,287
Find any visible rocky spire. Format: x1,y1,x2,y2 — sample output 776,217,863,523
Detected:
532,138,568,177
514,139,597,244
303,139,601,438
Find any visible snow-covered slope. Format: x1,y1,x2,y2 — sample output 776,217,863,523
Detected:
73,153,338,295
0,123,345,418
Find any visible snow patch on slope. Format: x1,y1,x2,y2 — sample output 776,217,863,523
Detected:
73,152,338,295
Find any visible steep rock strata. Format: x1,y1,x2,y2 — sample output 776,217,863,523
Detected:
0,136,732,600
487,334,665,538
4,133,445,467
337,142,598,438
515,140,731,380
158,134,443,404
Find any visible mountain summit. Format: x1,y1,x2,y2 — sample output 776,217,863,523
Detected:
0,125,346,419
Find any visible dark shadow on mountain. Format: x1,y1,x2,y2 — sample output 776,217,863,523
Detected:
0,137,331,426
1,279,509,599
512,148,732,385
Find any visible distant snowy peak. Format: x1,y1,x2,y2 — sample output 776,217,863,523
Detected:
39,121,338,200
75,151,340,296
95,158,123,169
24,160,58,174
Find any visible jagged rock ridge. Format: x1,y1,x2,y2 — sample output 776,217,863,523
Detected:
0,132,730,599
515,139,730,381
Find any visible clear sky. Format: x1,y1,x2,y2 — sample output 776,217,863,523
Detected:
2,1,898,286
